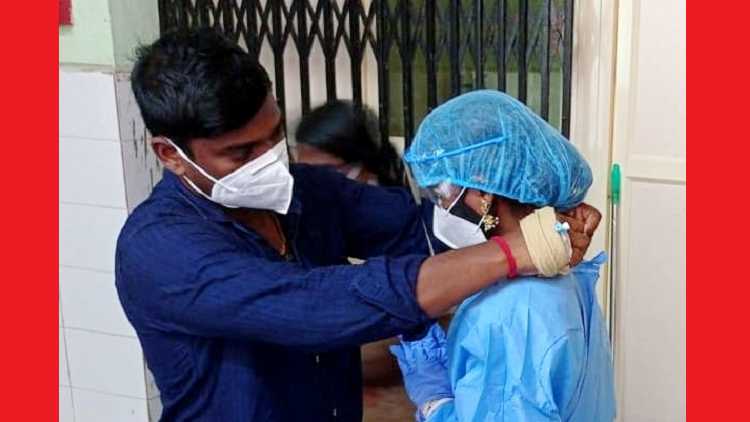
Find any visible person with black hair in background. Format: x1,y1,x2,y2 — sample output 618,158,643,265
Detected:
296,100,402,187
296,101,418,421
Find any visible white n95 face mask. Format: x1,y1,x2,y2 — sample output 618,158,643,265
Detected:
432,188,487,249
167,138,295,214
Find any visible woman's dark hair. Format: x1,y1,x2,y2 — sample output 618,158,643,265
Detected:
130,28,271,151
295,100,403,186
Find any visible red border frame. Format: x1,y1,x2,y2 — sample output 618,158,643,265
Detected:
688,1,749,420
1,2,58,421
0,0,733,419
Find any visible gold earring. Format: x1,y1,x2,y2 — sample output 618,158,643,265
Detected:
480,197,499,232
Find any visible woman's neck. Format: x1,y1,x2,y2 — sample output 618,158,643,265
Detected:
489,199,535,237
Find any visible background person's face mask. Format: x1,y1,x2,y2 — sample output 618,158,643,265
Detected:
344,163,378,186
432,188,487,249
167,138,295,214
345,164,363,181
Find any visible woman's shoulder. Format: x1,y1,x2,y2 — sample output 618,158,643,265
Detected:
454,274,585,343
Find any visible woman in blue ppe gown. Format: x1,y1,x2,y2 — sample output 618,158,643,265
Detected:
390,90,616,421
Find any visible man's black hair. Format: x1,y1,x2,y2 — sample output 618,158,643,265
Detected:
131,28,271,151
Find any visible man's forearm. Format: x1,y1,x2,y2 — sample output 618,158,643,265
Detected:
414,203,601,318
415,234,531,318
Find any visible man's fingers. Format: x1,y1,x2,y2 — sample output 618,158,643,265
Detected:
556,214,585,233
557,206,598,267
560,204,603,237
568,230,591,267
569,231,590,250
570,248,585,267
580,204,602,236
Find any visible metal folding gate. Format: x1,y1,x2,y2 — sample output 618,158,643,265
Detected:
158,0,574,152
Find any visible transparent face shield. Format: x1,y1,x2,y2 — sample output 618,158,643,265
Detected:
421,181,483,225
422,181,488,252
420,181,465,211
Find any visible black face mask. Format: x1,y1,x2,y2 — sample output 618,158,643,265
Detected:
448,191,483,226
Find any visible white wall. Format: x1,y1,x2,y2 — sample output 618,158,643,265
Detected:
610,0,686,420
58,0,115,66
59,67,152,422
60,1,162,419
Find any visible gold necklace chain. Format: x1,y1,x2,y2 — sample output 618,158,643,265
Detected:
271,214,288,257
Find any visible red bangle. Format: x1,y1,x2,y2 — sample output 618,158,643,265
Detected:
490,236,518,279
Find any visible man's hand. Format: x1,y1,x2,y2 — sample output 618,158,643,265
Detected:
556,203,602,266
563,202,602,236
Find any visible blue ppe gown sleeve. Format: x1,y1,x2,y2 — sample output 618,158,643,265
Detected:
424,328,582,421
422,253,616,422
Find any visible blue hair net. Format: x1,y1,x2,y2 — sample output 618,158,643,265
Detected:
404,90,592,210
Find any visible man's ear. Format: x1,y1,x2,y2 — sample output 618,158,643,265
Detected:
151,136,188,176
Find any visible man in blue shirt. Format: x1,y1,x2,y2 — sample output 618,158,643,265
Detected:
116,29,600,421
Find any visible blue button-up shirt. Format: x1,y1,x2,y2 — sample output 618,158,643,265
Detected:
115,165,435,421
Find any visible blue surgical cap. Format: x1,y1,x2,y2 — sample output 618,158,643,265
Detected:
404,90,592,210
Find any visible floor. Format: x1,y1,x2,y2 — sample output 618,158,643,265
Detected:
363,384,415,422
360,315,453,421
360,337,415,421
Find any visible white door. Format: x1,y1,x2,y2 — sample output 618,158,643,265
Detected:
609,1,686,421
570,0,685,419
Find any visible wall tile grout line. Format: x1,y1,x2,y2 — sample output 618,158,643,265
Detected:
70,386,150,401
59,200,128,211
68,387,78,422
64,326,138,340
59,264,114,275
60,290,77,421
60,289,75,389
59,135,122,143
59,134,148,144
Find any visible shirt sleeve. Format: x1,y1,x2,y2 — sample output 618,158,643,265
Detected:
115,217,432,353
331,171,435,259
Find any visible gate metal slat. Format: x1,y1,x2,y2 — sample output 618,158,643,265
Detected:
401,0,415,144
271,0,287,134
475,0,484,89
518,0,528,103
497,0,506,91
376,0,391,155
323,0,338,101
540,0,551,119
562,0,574,137
449,0,460,97
425,0,437,111
349,0,364,105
